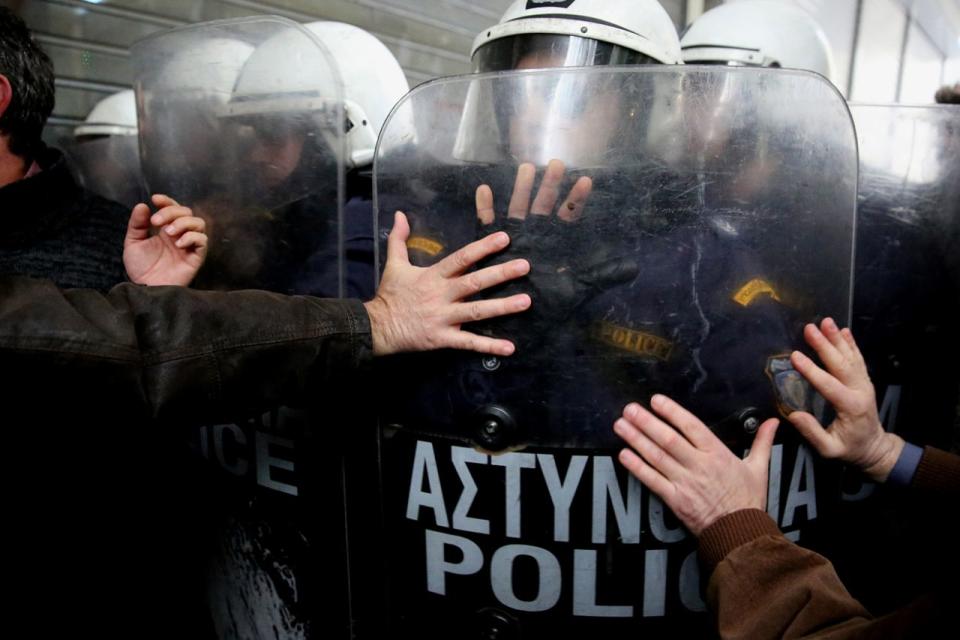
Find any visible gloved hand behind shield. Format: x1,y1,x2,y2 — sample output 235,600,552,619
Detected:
472,159,639,352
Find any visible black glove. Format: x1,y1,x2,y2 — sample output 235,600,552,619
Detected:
471,215,639,352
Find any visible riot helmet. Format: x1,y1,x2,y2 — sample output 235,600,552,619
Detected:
64,90,143,207
74,90,137,139
681,0,835,84
220,26,342,197
135,35,255,201
471,0,682,72
456,0,682,168
301,22,410,169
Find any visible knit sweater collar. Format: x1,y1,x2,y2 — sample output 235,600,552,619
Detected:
0,146,84,247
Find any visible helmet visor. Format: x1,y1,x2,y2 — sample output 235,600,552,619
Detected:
472,34,655,73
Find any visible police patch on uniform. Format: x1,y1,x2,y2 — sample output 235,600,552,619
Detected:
407,235,444,256
593,322,674,361
733,278,782,307
766,354,813,415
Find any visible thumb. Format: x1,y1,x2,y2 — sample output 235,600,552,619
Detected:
746,418,779,472
787,411,834,457
126,204,152,244
583,257,639,289
387,211,411,266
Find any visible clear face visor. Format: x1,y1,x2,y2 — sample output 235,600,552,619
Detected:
472,34,655,73
453,69,651,169
457,35,658,168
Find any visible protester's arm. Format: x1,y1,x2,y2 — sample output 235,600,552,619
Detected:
1,212,531,421
789,318,960,493
702,511,872,640
613,398,874,639
0,275,371,421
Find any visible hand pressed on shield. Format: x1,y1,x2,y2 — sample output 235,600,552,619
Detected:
364,211,531,357
124,194,208,286
472,160,638,347
787,318,904,482
614,395,779,536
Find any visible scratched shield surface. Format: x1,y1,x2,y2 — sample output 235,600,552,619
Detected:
362,66,858,637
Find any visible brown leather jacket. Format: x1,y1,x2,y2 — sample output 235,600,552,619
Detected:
699,448,960,639
0,275,372,420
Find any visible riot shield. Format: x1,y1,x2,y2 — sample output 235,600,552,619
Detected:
133,16,345,296
133,18,357,640
830,104,960,613
850,104,960,451
369,66,857,637
61,134,146,210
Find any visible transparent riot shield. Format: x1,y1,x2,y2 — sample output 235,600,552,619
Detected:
831,104,960,613
133,18,356,640
133,16,345,296
369,67,857,637
61,134,146,210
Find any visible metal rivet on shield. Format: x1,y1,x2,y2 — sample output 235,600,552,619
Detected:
482,356,501,371
743,416,760,434
473,405,517,451
581,26,588,34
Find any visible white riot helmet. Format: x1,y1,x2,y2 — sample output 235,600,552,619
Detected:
471,0,683,72
146,37,255,100
300,22,409,168
223,29,340,117
74,90,137,138
134,35,256,200
681,0,835,83
66,89,144,208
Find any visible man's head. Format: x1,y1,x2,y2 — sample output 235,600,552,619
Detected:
0,7,55,161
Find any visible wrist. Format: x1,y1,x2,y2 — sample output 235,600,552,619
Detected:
862,432,905,482
363,297,389,356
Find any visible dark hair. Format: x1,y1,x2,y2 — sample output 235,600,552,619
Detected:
0,7,55,159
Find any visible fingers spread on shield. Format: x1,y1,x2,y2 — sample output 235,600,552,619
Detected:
434,231,511,278
558,175,593,222
476,184,496,225
508,162,536,220
530,159,566,216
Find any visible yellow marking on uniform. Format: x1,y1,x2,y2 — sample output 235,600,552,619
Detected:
407,236,444,256
733,278,782,307
593,322,674,361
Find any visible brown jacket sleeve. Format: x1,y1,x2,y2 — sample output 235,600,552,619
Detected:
0,276,372,423
702,446,959,639
912,446,960,493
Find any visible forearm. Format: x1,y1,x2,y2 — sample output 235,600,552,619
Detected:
910,446,960,493
703,509,872,640
0,276,373,422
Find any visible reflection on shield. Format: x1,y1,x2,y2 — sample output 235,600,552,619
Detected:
133,17,344,296
362,67,857,637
